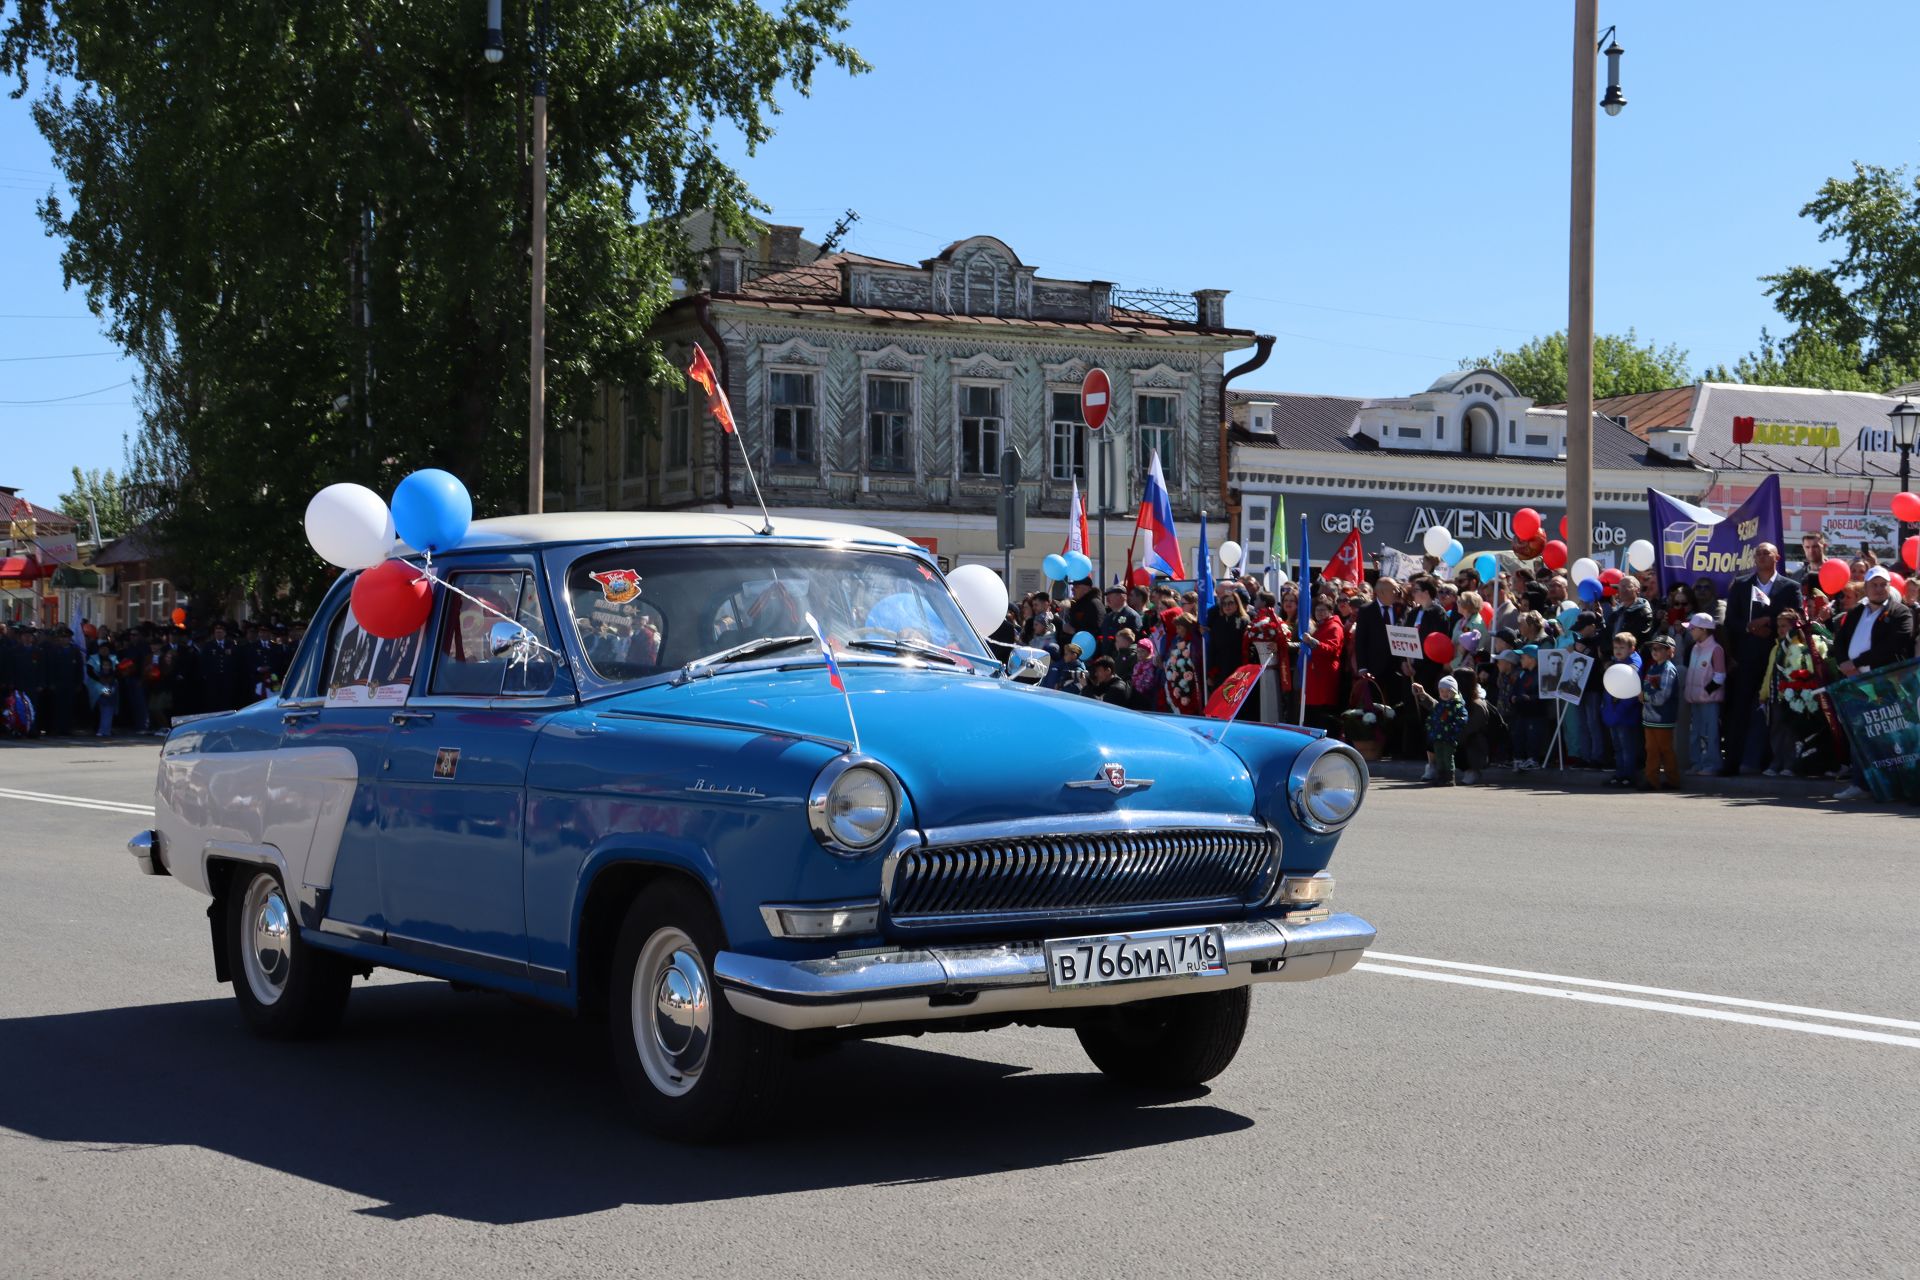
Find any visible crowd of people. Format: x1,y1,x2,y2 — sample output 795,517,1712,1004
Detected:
988,529,1917,803
0,617,304,740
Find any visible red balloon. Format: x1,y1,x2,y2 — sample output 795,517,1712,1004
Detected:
1599,567,1624,585
1891,491,1920,523
1559,516,1569,539
1513,507,1542,541
170,607,186,628
1479,603,1494,626
1891,572,1909,595
1818,557,1852,595
81,622,97,639
1903,535,1919,571
1542,540,1569,570
1422,631,1453,664
351,559,433,639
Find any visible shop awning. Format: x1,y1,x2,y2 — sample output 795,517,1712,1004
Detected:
0,556,47,580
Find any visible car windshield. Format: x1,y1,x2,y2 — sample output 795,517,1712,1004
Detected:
564,543,993,685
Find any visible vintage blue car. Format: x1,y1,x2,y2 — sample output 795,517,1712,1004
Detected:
130,513,1373,1141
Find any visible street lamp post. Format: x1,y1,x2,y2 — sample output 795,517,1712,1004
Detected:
1566,5,1626,562
1889,399,1918,546
485,0,551,515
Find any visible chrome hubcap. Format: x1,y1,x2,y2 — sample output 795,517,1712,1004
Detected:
241,873,292,1006
632,927,711,1097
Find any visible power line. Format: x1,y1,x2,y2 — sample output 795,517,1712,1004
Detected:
0,378,132,405
0,351,120,363
0,314,98,321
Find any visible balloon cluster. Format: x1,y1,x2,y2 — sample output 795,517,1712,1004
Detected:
304,469,473,639
1041,551,1093,582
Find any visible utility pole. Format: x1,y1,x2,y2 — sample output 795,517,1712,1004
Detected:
526,0,550,514
1566,0,1598,562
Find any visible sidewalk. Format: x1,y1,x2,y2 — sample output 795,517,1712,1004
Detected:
1364,755,1864,802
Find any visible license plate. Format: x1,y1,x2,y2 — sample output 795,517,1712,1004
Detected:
1044,927,1227,990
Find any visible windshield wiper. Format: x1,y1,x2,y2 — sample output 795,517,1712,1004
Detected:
677,634,815,683
846,637,970,668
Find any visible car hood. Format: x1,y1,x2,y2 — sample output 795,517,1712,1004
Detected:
599,663,1278,829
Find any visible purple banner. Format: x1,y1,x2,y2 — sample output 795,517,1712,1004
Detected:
1651,474,1784,596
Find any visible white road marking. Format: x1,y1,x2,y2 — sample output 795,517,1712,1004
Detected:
1369,950,1920,1033
1355,963,1920,1050
0,786,153,817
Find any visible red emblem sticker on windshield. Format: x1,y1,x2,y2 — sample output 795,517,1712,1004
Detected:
590,569,643,605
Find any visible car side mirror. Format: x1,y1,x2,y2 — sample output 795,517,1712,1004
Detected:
489,620,526,658
1006,645,1049,684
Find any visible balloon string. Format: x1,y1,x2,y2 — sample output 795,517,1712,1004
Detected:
417,565,567,665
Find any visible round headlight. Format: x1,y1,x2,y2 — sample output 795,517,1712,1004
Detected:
808,759,900,855
1291,744,1366,833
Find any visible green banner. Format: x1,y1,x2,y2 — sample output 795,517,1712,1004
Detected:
1827,657,1920,803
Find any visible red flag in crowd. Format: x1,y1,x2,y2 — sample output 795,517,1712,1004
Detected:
1323,529,1364,584
687,344,736,434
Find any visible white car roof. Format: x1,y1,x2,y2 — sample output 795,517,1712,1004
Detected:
440,511,921,552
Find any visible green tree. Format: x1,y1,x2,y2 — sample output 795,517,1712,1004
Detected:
1700,329,1916,392
55,465,134,539
1459,329,1692,405
2,0,863,612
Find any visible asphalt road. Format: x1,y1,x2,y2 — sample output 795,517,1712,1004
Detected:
2,739,1916,1280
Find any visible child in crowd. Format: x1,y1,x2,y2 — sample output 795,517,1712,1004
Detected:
1640,634,1681,790
1043,640,1087,693
1492,648,1522,765
1510,644,1547,769
1411,673,1468,785
1455,667,1491,783
1682,611,1725,774
1600,632,1644,787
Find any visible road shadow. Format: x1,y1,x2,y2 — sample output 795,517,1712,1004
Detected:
0,982,1251,1223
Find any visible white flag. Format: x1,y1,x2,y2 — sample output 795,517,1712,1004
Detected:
1065,477,1085,556
1751,584,1770,609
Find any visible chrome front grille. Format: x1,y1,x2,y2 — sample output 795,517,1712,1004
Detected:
886,826,1280,924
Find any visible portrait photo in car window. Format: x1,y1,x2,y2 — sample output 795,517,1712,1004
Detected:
325,610,424,707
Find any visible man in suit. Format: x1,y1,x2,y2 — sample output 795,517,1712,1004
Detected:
1354,577,1415,756
1720,542,1801,774
1832,566,1915,802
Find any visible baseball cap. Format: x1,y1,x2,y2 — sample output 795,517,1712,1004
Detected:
1494,649,1519,663
1865,566,1891,583
1520,644,1539,658
1687,611,1716,630
1648,634,1674,650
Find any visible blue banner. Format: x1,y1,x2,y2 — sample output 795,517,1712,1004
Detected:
1651,474,1784,596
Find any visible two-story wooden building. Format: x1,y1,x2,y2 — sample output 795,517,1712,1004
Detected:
545,225,1259,593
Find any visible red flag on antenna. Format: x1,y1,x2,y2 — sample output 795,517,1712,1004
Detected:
687,344,736,434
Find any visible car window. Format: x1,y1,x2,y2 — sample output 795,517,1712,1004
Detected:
564,543,987,685
429,571,558,698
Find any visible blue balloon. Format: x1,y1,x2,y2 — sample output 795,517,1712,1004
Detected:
1578,577,1605,603
1473,552,1498,582
1064,552,1093,581
391,469,472,553
1070,630,1096,656
1041,553,1069,581
1442,539,1465,566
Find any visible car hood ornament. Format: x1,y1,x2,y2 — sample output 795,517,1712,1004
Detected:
1066,763,1153,795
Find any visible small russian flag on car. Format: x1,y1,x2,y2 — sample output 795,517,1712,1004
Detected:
803,612,845,692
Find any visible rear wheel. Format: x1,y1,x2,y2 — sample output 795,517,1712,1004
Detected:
609,882,791,1142
225,867,352,1038
1075,987,1252,1088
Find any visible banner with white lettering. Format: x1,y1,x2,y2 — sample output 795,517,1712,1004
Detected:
1385,625,1423,660
1650,474,1784,597
1826,658,1920,803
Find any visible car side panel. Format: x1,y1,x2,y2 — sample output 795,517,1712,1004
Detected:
523,711,882,978
156,706,309,896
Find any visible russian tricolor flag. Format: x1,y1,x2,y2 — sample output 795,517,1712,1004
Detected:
803,611,846,692
1135,450,1185,579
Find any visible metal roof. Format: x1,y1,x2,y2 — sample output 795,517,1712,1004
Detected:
443,511,920,552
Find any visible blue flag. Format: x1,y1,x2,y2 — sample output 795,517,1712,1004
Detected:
1197,512,1216,620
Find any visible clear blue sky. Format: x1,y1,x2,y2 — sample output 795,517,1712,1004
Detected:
4,0,1917,508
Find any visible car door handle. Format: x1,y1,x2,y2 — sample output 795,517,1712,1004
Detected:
282,709,319,725
390,709,436,725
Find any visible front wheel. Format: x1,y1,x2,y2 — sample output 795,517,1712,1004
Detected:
609,882,791,1142
225,867,352,1038
1075,987,1252,1088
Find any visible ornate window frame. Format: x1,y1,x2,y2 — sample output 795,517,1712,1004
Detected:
859,345,924,478
1131,363,1190,488
761,337,830,477
950,353,1015,480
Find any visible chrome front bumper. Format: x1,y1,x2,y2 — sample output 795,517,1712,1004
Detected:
714,911,1375,1032
128,829,167,877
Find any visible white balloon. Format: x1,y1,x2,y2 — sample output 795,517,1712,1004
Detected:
1422,526,1453,558
946,563,1009,638
1219,540,1243,569
1602,663,1642,700
1625,539,1656,572
305,483,395,570
1569,557,1601,584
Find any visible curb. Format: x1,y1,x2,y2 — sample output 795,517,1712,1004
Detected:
1362,756,1850,800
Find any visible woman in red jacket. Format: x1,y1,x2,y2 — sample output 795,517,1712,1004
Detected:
1303,595,1345,731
